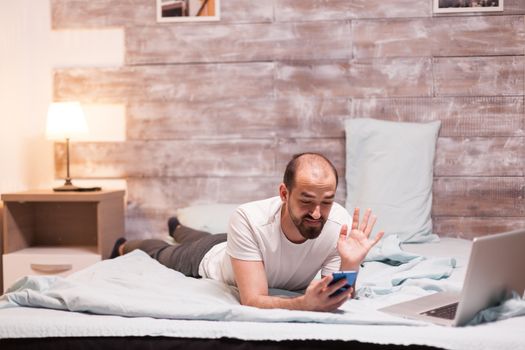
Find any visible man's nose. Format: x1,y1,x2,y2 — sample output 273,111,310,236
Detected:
310,205,321,219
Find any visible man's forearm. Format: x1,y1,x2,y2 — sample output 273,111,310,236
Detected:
241,294,307,311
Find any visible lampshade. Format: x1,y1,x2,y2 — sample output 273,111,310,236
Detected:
46,101,88,140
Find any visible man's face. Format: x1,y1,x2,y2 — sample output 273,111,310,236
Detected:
285,173,336,240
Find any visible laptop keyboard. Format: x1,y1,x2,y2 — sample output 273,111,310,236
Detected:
421,302,459,320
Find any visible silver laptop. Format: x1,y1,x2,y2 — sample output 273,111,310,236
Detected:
379,228,525,326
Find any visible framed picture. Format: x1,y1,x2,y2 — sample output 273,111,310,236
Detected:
157,0,220,23
433,0,503,13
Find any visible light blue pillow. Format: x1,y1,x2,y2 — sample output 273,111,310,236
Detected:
345,118,441,243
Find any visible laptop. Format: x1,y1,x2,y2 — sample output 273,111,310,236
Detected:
379,228,525,326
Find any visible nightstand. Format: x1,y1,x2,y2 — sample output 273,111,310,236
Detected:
1,190,125,292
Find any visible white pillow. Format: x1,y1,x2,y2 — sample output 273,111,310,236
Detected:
175,204,240,234
345,118,441,243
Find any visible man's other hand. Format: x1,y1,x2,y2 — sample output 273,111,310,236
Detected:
300,274,352,312
337,208,384,270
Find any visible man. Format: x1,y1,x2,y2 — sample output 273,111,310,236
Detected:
112,152,384,312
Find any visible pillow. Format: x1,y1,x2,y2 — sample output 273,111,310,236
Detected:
345,118,441,243
175,204,240,234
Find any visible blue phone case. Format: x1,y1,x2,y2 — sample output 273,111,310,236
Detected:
329,271,357,296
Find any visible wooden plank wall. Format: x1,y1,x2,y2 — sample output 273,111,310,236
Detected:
51,0,525,240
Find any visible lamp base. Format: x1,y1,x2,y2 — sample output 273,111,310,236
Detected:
53,179,101,192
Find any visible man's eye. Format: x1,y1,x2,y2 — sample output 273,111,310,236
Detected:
301,200,312,205
322,202,333,205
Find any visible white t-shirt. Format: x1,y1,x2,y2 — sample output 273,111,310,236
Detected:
198,196,352,291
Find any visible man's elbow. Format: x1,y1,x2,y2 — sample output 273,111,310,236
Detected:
239,294,260,308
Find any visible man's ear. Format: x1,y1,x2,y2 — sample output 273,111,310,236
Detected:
279,183,288,202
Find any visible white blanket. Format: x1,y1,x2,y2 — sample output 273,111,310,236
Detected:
0,250,421,325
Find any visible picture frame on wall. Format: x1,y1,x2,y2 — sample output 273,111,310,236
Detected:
433,0,503,13
156,0,220,23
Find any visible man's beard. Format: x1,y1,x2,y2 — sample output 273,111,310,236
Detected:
288,206,326,240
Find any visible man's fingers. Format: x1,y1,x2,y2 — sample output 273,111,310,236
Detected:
326,287,352,309
339,224,348,241
352,208,360,230
359,208,371,232
364,215,377,237
313,278,353,312
325,278,348,296
320,274,333,289
372,231,385,246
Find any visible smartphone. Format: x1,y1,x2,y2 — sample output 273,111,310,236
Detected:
328,271,357,296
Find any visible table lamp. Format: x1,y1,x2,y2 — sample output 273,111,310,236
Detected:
46,101,99,192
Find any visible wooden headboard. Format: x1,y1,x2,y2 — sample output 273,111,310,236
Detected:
51,0,525,240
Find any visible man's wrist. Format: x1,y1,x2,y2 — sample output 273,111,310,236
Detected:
340,260,361,272
294,294,307,311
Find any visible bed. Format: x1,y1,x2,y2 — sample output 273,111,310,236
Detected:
1,237,524,350
1,119,525,349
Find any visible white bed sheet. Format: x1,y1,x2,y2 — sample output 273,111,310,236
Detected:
0,306,524,349
1,237,524,350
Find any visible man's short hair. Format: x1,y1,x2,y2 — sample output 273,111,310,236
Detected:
283,152,338,191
